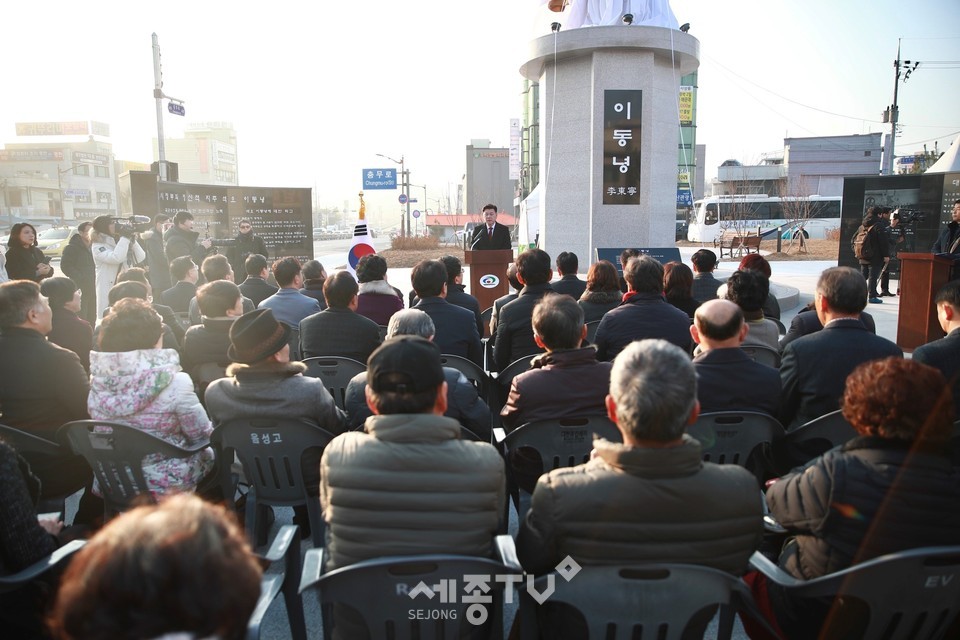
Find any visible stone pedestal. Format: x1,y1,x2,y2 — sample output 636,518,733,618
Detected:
520,26,699,263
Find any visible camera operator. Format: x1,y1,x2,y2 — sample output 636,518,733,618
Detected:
91,215,146,320
164,211,213,282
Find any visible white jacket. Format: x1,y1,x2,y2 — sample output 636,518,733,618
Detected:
92,234,145,319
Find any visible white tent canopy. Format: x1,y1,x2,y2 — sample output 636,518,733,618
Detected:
925,133,960,173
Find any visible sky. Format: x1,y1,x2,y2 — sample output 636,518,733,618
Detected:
2,0,958,229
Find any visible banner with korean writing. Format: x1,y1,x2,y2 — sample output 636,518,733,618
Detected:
679,86,694,126
603,90,642,205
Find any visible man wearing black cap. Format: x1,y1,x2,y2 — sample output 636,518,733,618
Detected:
205,308,346,535
320,336,504,571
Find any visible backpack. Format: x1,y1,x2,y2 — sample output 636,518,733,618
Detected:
852,225,874,261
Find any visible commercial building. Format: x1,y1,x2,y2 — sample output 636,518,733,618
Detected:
152,121,239,186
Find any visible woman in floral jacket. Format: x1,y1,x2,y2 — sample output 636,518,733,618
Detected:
88,297,214,497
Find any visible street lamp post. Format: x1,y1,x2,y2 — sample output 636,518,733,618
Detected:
376,153,410,237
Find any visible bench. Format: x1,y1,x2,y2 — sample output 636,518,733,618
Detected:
715,230,761,259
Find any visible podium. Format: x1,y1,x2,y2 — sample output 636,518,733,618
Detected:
896,253,955,351
464,250,512,336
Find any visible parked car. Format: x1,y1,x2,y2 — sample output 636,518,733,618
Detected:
37,226,78,259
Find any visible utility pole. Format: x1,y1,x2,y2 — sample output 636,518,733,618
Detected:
152,33,186,182
885,39,920,175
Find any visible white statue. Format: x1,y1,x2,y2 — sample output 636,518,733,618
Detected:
544,0,680,30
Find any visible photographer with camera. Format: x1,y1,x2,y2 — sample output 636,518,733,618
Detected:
91,215,146,320
164,211,213,282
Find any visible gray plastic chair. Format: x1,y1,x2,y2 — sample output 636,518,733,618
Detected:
585,319,601,344
490,355,536,417
749,546,960,639
440,353,492,403
299,535,521,640
60,420,211,519
518,563,776,640
214,417,335,548
246,524,307,640
301,356,367,411
774,409,857,473
688,411,785,482
0,423,63,457
740,344,781,368
0,540,85,594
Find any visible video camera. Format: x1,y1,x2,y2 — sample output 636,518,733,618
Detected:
111,215,153,238
891,208,925,225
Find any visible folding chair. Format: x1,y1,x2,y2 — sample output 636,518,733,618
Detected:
214,417,336,548
299,535,521,640
301,356,367,411
60,420,211,519
773,409,857,473
688,411,785,482
749,546,960,639
518,563,777,640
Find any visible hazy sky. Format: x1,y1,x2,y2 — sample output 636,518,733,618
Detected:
2,0,958,227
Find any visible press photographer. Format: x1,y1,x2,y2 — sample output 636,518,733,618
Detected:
91,214,147,319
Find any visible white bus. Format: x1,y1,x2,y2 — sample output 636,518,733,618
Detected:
686,194,842,243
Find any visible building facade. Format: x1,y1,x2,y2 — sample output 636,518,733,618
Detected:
463,140,515,220
152,122,239,186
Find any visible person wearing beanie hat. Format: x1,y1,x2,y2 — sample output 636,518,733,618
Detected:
205,308,347,537
320,335,504,578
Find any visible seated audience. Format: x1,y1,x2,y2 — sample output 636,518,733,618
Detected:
187,254,254,325
552,251,586,300
501,295,612,431
355,253,403,325
159,255,198,313
494,249,555,371
722,269,779,351
300,270,382,362
48,494,262,640
780,267,902,429
0,280,100,524
258,257,321,328
691,300,781,415
594,256,691,361
344,309,492,439
299,259,328,309
41,276,93,371
691,248,722,302
0,439,65,637
663,260,700,318
440,254,484,337
739,254,780,319
780,302,875,353
89,298,215,498
411,259,483,366
115,267,184,345
237,253,278,308
911,280,960,414
98,281,179,351
206,308,346,536
518,339,763,639
5,222,53,283
180,280,245,374
489,262,521,340
617,248,639,293
755,358,960,639
577,259,622,324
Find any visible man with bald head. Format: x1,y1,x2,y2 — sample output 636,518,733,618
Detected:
691,299,781,416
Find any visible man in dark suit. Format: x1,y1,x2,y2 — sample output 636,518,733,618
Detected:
780,267,902,430
551,251,586,300
160,256,198,313
411,259,484,367
494,249,555,371
237,254,279,308
440,255,483,337
912,280,960,413
691,249,722,303
469,203,511,251
780,307,876,352
594,255,691,362
691,300,781,416
489,262,521,341
299,270,381,362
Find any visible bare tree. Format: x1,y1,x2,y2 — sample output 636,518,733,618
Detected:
778,175,815,253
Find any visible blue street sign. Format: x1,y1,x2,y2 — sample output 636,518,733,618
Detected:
362,168,397,190
398,193,408,205
168,102,185,116
408,198,418,203
412,209,420,218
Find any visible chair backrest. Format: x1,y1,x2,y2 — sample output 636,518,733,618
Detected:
480,306,493,329
497,355,535,390
214,417,335,507
173,311,192,332
503,416,620,471
688,411,784,468
301,356,367,410
767,546,960,640
0,540,86,594
60,420,210,516
0,423,63,456
771,317,787,336
740,344,781,368
585,319,601,344
775,409,857,472
377,324,389,342
440,353,491,400
519,564,759,640
301,552,515,640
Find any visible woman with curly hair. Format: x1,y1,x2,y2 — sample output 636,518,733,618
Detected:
5,223,53,282
48,494,262,640
748,357,960,639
